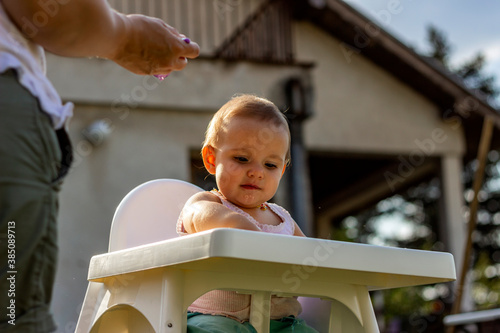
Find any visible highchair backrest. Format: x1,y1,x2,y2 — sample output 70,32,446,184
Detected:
108,179,202,252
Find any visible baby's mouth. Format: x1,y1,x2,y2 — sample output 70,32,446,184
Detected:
241,184,260,190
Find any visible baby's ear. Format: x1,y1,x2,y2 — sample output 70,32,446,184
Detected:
202,146,216,175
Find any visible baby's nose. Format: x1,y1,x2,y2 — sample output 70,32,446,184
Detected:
248,165,264,178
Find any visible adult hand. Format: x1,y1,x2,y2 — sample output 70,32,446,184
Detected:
111,14,200,76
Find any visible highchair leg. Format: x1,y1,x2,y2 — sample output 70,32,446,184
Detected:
249,291,272,333
75,282,108,333
325,285,380,333
329,300,367,333
160,270,187,333
355,285,379,333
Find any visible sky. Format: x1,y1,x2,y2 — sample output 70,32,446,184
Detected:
344,0,500,100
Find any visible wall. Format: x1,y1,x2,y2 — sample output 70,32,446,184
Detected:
45,55,310,111
294,22,466,156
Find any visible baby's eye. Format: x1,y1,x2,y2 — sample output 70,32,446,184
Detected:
234,156,248,163
265,163,278,169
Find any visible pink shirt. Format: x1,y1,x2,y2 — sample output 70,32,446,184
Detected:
176,190,302,322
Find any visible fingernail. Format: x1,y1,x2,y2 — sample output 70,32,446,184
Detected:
154,74,169,81
182,37,191,44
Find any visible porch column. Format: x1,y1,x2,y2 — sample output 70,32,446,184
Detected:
439,154,466,274
283,78,314,236
440,153,472,312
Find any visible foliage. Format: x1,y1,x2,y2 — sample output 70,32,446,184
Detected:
335,25,500,331
427,25,499,101
415,27,499,311
462,151,500,310
426,25,451,66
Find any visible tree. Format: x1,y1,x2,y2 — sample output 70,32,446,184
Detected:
334,25,500,331
426,25,499,102
426,25,452,66
426,24,499,311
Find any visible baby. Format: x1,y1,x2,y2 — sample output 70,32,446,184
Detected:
177,94,318,332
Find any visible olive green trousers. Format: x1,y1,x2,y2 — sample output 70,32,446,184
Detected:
0,69,65,332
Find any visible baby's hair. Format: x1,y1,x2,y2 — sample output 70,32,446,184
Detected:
203,94,291,164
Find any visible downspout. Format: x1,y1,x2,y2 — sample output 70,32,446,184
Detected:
283,78,314,236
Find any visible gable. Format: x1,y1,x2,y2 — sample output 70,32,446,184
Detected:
294,22,465,155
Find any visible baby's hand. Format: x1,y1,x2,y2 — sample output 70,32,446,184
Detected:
180,192,261,233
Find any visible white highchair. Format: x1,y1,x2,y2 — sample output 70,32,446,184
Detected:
75,179,456,333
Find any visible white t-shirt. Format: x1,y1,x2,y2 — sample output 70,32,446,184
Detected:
0,2,73,129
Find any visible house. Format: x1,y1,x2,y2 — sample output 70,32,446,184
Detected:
47,0,500,330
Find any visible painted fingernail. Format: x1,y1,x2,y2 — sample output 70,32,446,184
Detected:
154,74,169,81
182,37,191,44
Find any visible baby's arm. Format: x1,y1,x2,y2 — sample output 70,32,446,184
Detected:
180,191,261,234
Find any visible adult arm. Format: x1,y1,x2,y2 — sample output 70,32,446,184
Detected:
2,0,200,75
180,192,262,233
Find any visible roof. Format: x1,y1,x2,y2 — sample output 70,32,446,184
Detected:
290,0,500,160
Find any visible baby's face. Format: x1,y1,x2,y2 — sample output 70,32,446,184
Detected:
213,117,289,209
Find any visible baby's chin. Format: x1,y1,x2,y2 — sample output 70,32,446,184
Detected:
222,190,268,209
231,197,262,210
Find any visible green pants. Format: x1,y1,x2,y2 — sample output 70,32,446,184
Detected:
0,69,64,332
187,313,319,333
